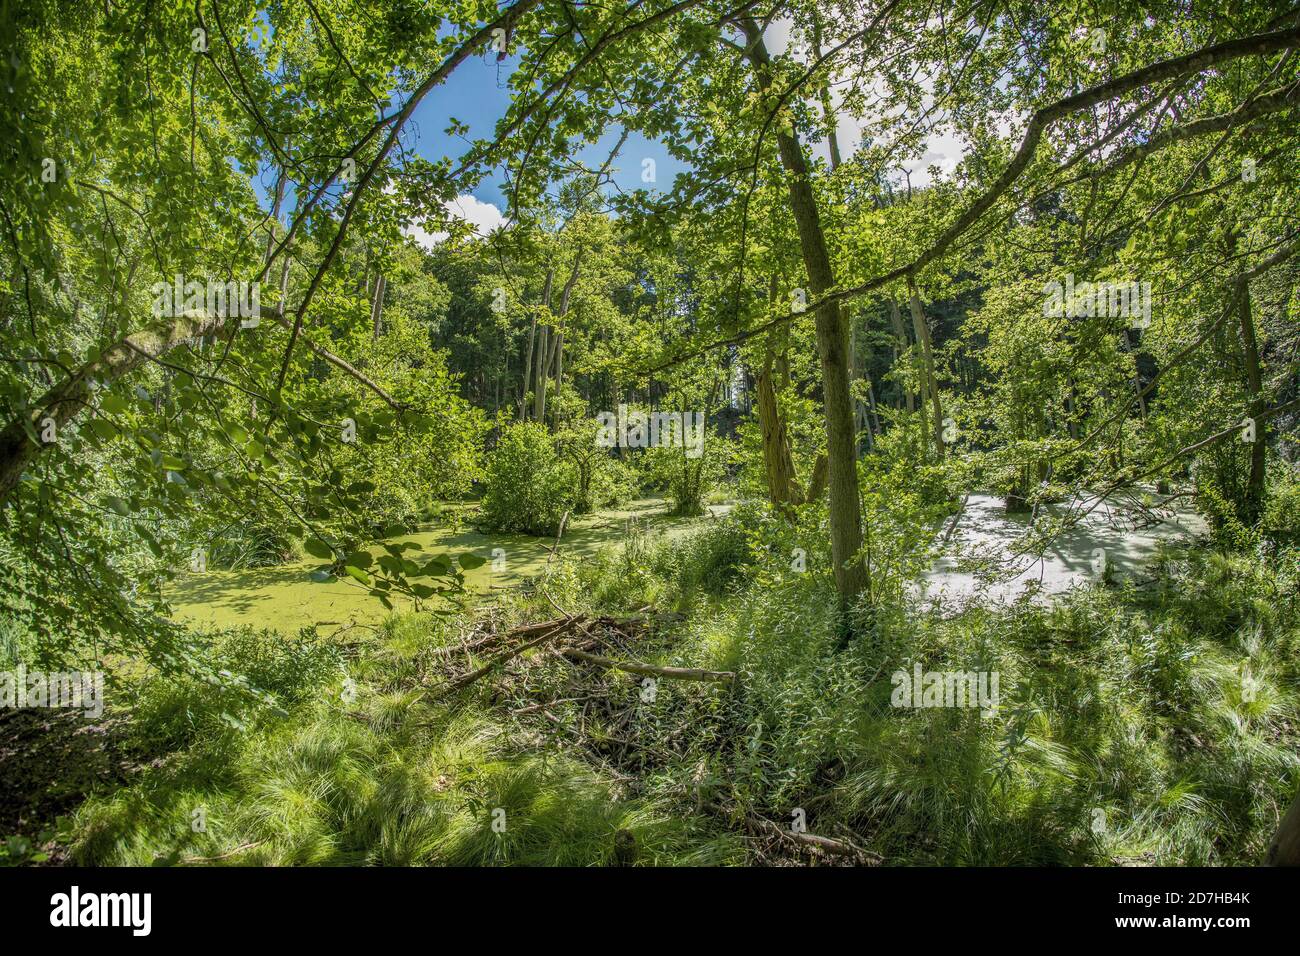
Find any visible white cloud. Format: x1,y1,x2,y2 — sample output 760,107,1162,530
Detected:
405,194,506,248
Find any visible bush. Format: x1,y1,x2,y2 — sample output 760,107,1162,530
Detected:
479,422,572,535
643,436,732,517
128,625,343,755
1262,466,1300,550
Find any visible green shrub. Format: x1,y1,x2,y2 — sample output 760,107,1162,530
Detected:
127,625,343,755
1262,466,1300,549
479,422,572,535
643,435,732,517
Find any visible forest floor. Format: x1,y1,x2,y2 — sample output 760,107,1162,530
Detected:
18,488,1268,867
0,706,139,862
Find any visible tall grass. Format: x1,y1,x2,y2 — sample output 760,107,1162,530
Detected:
71,615,741,866
70,508,1299,866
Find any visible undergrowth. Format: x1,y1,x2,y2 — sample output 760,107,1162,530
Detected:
68,505,1299,866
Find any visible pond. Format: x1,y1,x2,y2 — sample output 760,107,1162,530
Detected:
919,489,1208,610
169,498,730,633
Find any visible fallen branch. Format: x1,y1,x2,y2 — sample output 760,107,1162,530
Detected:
560,648,735,683
545,511,571,567
435,617,584,696
427,615,574,660
182,840,265,863
752,815,866,861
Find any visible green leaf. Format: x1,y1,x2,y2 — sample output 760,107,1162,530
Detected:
344,565,373,587
344,550,373,569
303,538,333,559
422,554,453,576
101,393,129,415
458,552,486,570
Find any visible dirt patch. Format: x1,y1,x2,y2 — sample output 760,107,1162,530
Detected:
0,705,138,859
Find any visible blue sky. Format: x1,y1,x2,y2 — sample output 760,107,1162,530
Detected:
252,17,953,234
249,22,689,234
408,47,689,223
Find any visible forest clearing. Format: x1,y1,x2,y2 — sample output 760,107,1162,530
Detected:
2,0,1300,925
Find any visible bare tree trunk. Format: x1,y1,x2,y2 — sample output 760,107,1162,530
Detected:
265,159,288,266
265,150,294,321
756,277,802,507
1237,277,1266,521
539,252,582,424
740,18,868,604
554,333,564,399
534,324,549,421
865,379,880,451
520,268,554,421
370,273,386,341
519,313,536,420
805,453,829,502
809,11,843,171
907,275,945,459
756,347,802,507
888,297,914,413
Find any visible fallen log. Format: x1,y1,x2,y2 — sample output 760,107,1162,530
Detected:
435,616,584,696
752,815,871,861
428,616,576,660
559,648,735,683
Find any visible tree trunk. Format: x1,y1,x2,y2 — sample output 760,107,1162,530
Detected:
756,347,802,507
534,324,549,421
1237,277,1266,521
805,452,829,502
1266,788,1300,865
907,275,945,459
740,18,868,604
370,273,386,341
865,379,880,450
809,12,843,171
519,312,537,420
756,276,802,508
888,297,915,413
537,253,581,424
266,168,288,266
520,268,554,421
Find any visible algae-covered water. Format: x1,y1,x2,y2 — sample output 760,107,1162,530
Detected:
169,499,729,633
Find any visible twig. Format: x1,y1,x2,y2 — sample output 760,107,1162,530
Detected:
435,617,583,696
182,840,265,863
560,648,735,683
